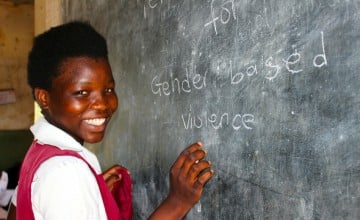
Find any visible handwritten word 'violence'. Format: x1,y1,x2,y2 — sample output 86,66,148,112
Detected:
181,108,255,131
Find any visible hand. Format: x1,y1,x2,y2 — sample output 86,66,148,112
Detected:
168,142,214,208
102,165,128,191
149,142,214,219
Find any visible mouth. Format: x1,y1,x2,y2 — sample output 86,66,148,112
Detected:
84,118,107,126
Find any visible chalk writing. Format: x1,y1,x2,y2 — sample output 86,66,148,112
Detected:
282,49,303,74
204,0,342,36
264,57,281,80
229,60,258,85
151,68,207,96
147,0,163,9
181,105,255,131
223,31,328,83
144,1,329,134
143,0,163,18
204,0,236,35
150,31,327,97
313,31,327,67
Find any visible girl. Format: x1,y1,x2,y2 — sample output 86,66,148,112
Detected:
11,21,213,220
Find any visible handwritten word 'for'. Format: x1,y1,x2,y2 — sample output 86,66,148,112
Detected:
182,108,255,131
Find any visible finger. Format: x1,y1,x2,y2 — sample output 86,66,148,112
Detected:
181,149,207,175
188,160,212,180
103,171,115,180
102,165,119,180
106,174,122,190
102,165,123,180
105,172,121,182
172,142,203,170
194,169,214,190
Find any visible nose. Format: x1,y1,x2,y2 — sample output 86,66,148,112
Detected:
90,91,118,113
91,92,108,111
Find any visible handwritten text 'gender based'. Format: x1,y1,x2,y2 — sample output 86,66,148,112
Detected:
151,32,327,97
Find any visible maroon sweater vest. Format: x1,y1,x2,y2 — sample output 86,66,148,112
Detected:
17,141,132,220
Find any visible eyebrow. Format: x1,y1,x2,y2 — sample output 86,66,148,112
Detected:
73,79,115,85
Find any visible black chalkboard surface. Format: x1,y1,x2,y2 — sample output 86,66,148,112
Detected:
63,1,359,219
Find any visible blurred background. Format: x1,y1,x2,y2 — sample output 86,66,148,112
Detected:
0,1,61,218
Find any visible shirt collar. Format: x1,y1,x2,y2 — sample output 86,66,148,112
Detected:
30,117,83,152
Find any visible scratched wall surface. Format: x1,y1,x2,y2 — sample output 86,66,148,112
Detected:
63,0,360,219
0,3,34,129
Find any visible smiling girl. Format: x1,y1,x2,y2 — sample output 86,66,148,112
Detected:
11,21,214,220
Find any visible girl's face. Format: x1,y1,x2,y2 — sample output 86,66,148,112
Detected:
37,57,118,144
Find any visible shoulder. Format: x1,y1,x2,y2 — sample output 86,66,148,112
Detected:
31,156,101,207
31,156,106,219
34,155,95,183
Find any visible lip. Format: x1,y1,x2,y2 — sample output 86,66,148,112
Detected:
82,117,109,132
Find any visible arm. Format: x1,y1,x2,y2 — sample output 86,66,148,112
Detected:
6,203,16,220
149,142,214,220
6,185,16,220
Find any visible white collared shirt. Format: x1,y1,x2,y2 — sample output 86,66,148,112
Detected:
21,118,107,220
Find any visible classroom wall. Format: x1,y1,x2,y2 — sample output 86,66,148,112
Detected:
0,1,34,130
0,0,63,180
33,0,62,122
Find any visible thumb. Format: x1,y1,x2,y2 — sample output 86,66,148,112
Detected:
105,173,122,191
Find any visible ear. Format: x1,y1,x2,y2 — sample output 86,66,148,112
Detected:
34,87,50,110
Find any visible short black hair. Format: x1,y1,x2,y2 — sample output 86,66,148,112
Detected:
27,21,108,93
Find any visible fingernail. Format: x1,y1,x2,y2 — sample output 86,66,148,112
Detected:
197,142,203,147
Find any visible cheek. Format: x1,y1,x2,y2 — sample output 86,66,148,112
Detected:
108,95,118,112
62,99,88,116
109,95,118,112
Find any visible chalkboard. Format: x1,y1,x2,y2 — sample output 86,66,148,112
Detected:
62,1,360,219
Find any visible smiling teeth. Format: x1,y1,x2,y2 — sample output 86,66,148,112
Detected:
84,118,106,126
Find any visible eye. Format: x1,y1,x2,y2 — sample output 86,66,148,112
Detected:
74,90,89,96
105,88,114,93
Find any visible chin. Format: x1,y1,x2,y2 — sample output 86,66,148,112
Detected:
84,134,105,144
